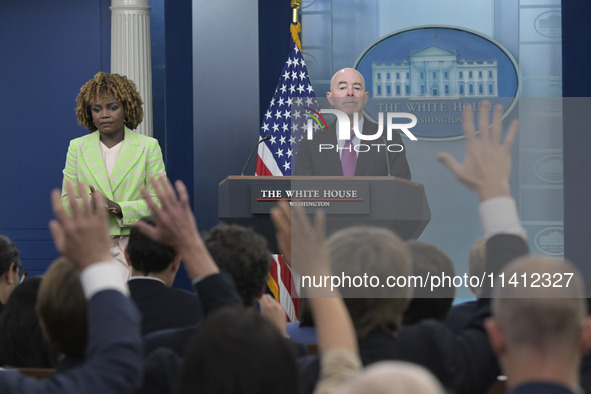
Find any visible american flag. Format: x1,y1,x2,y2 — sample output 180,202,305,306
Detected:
256,22,317,322
256,23,317,177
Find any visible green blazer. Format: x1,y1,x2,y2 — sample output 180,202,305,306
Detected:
61,128,166,236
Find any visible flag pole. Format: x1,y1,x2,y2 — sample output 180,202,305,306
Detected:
291,0,302,51
291,0,301,24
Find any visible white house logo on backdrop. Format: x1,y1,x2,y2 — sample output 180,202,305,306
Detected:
534,154,563,184
371,45,499,99
354,26,520,140
534,227,564,256
534,11,561,38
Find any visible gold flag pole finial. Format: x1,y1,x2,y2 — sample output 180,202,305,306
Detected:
290,0,303,50
291,0,302,24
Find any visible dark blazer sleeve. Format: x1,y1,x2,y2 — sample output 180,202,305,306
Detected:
293,123,343,176
352,119,411,179
387,132,411,180
448,234,529,394
143,273,243,357
481,234,530,298
0,290,143,394
451,234,528,394
194,272,243,316
293,137,316,176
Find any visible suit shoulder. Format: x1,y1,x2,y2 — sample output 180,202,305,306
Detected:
128,131,162,151
69,132,97,144
67,132,99,151
303,128,336,144
125,129,158,143
363,119,379,129
136,131,159,143
168,287,199,304
171,286,198,296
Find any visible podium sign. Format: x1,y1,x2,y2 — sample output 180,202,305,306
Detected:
250,180,370,214
219,176,430,252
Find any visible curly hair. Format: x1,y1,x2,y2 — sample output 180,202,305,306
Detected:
75,71,143,131
204,224,271,308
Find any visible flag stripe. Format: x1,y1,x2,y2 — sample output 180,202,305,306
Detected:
256,22,317,321
257,140,283,176
271,255,299,321
277,255,299,319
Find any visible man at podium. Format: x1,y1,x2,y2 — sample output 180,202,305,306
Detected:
293,68,411,179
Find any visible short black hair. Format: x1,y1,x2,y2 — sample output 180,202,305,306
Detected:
128,217,177,275
204,224,270,308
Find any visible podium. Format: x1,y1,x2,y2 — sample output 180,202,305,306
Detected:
219,176,430,253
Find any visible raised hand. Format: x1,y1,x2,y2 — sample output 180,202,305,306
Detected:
270,201,330,281
50,180,111,268
134,176,218,279
272,202,360,386
436,100,518,201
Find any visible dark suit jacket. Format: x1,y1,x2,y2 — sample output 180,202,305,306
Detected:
142,272,243,356
0,290,142,393
298,234,529,394
139,273,243,394
445,299,478,333
128,278,203,336
507,382,579,394
143,273,307,358
294,119,411,179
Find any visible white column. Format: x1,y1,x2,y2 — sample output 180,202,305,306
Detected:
110,0,153,136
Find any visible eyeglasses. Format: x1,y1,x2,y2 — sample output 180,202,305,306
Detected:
17,264,27,284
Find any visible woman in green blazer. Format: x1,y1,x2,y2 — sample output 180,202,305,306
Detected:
61,72,166,276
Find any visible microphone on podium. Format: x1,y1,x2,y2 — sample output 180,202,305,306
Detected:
241,135,272,176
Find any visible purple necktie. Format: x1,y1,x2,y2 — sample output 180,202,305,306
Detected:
341,129,357,176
